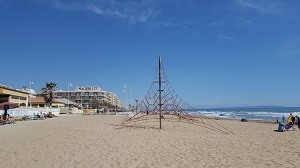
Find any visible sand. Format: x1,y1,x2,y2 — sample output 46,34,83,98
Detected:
0,115,300,168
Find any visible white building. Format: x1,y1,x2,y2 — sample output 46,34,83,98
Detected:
107,91,122,109
53,86,121,109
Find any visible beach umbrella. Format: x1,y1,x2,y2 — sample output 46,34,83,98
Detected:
0,102,12,107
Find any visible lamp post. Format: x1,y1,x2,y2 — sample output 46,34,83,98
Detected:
130,86,133,110
135,99,138,112
29,80,33,107
68,82,72,110
114,96,117,112
123,84,127,111
81,90,83,109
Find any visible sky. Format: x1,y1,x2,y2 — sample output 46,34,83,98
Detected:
1,0,300,108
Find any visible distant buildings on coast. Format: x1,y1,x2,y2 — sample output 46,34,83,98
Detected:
0,84,28,107
53,86,122,109
0,84,122,110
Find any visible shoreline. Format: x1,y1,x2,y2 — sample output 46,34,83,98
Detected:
195,114,278,124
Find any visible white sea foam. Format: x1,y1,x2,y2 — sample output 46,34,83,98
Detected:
189,110,300,121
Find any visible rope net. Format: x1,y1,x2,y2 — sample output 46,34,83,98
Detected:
117,57,234,135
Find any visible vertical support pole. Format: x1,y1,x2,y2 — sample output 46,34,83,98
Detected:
135,100,138,112
81,90,83,109
29,80,32,107
123,84,126,111
68,82,70,110
159,56,162,129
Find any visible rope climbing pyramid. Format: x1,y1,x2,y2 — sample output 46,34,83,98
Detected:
119,56,234,134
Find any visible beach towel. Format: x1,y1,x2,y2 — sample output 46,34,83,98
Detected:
0,121,13,125
284,122,293,130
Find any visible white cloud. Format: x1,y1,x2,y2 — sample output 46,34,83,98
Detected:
86,3,156,23
217,34,234,41
50,0,80,10
148,21,187,29
86,4,122,17
39,0,184,27
236,18,254,26
234,0,286,15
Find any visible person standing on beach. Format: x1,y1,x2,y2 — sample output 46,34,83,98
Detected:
3,104,9,120
292,115,295,125
287,113,293,124
298,116,300,131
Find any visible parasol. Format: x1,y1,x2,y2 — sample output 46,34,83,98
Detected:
0,102,12,107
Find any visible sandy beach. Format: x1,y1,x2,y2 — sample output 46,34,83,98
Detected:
0,115,300,168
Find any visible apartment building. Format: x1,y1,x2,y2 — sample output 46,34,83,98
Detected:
0,84,29,106
106,92,122,109
53,86,121,109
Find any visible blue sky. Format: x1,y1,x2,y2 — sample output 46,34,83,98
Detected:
1,0,300,107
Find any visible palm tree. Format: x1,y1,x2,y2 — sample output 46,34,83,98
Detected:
41,82,57,107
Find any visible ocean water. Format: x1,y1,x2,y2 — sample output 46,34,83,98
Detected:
188,106,300,121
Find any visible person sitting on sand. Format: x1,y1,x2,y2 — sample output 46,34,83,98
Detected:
1,114,9,122
0,114,14,125
46,112,55,118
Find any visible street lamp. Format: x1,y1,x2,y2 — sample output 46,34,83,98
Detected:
135,99,138,112
29,80,33,107
123,84,127,111
80,90,83,109
68,82,72,110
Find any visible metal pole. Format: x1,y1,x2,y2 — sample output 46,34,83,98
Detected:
81,90,83,109
159,56,162,129
29,80,32,107
123,85,125,111
131,86,132,110
68,82,70,110
115,98,117,112
126,84,128,111
135,100,138,112
123,84,127,111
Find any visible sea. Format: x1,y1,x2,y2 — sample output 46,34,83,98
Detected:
188,106,300,122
